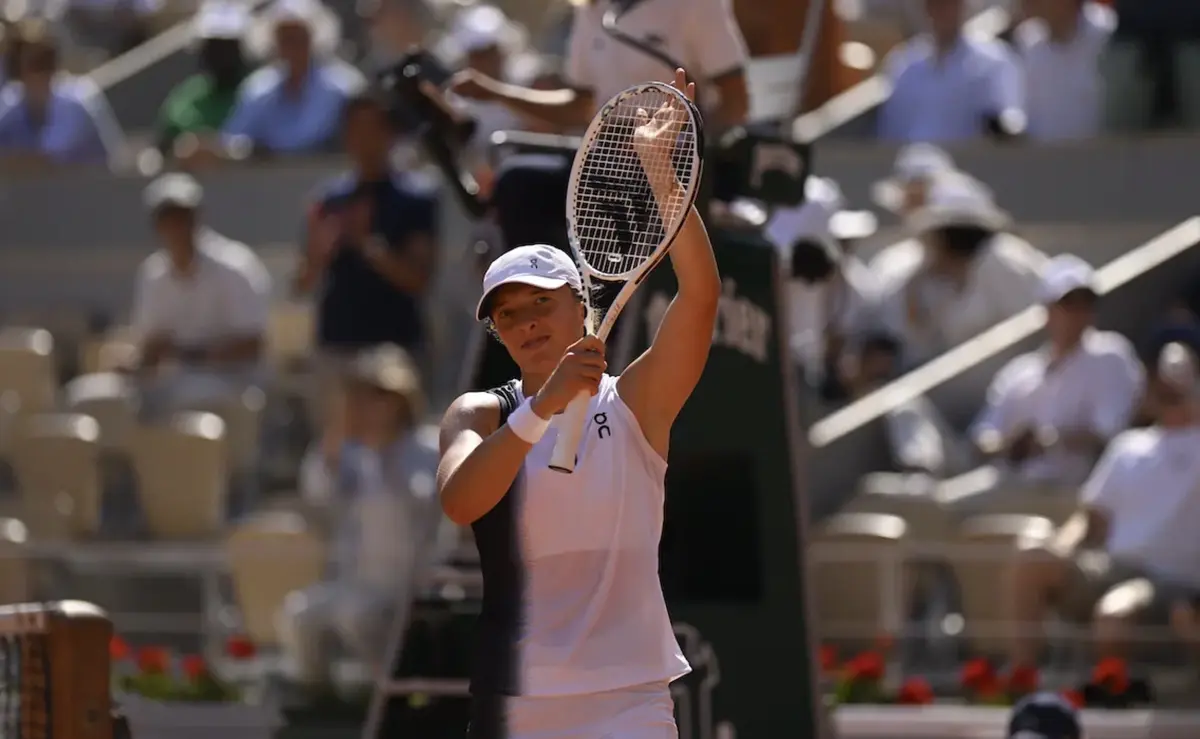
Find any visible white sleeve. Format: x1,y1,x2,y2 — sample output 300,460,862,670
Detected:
1086,349,1145,440
222,263,271,336
683,0,749,79
563,8,594,91
984,44,1024,116
970,358,1023,440
130,267,162,339
1078,438,1127,510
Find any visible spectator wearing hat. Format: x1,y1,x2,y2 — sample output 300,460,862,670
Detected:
877,173,1046,368
158,2,251,157
0,19,124,169
1014,0,1114,141
449,0,750,130
957,255,1142,495
194,0,365,162
878,0,1025,142
1007,692,1082,739
129,174,272,413
282,344,452,693
765,176,890,402
295,90,438,412
1006,341,1200,670
870,143,957,218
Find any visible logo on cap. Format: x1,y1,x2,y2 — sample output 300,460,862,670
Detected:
530,257,539,270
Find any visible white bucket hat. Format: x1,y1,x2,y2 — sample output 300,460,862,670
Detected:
905,172,1010,234
246,0,342,60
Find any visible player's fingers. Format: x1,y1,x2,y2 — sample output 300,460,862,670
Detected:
573,335,606,355
685,81,696,102
674,68,687,93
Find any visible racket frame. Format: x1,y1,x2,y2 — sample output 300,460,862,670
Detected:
548,82,704,473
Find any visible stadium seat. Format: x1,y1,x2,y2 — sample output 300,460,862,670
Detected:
267,303,315,371
11,413,103,540
186,388,267,477
78,327,139,374
0,327,57,452
63,372,140,453
849,473,954,545
974,486,1079,527
811,512,908,648
0,518,31,603
952,514,1054,658
130,412,229,539
226,511,327,647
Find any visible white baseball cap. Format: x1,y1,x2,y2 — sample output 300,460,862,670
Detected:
194,1,250,40
451,4,507,53
144,173,203,211
1038,254,1096,304
476,244,582,320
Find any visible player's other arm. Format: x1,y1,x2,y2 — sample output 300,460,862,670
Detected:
438,392,529,525
618,76,720,453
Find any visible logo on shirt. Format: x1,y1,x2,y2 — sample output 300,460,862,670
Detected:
594,412,612,439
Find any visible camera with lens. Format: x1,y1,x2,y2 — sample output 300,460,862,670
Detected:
377,46,477,147
788,236,839,284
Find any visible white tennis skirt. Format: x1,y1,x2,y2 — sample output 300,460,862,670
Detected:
469,681,677,739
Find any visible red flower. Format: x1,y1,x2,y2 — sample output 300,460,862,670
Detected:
1061,689,1085,709
874,633,895,654
1092,657,1129,694
960,658,996,692
225,636,257,660
1005,664,1040,697
109,635,130,662
136,646,169,675
896,676,935,705
819,645,839,673
845,651,885,682
181,654,208,681
975,673,1006,704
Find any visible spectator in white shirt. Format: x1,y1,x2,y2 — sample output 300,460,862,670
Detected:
965,255,1143,490
130,173,272,413
448,0,750,130
1006,342,1200,668
877,173,1046,367
878,0,1025,142
1014,0,1114,141
281,344,452,692
765,176,889,399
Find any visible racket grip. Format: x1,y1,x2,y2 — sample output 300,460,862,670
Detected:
548,391,590,473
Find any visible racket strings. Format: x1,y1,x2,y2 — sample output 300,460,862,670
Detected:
573,88,698,279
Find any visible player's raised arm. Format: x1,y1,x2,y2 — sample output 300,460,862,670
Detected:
617,69,722,450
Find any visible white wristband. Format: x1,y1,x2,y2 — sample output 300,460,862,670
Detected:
507,399,551,444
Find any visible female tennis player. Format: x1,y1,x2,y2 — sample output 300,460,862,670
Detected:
437,70,719,739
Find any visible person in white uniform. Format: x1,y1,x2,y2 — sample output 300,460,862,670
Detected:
447,0,750,129
437,84,720,737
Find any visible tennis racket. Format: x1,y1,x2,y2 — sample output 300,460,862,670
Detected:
548,77,705,474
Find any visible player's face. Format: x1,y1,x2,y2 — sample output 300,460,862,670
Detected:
490,284,585,373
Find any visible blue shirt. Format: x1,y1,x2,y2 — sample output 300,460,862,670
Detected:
878,35,1023,143
221,60,365,153
0,76,123,164
311,170,440,349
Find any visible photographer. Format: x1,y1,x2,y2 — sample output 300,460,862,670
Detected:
766,177,890,402
448,0,750,129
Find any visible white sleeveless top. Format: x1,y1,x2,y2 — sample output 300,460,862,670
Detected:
513,374,689,696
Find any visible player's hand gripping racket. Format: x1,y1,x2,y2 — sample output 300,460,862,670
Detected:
548,70,705,473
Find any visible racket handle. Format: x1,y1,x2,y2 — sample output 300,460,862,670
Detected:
548,391,590,473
